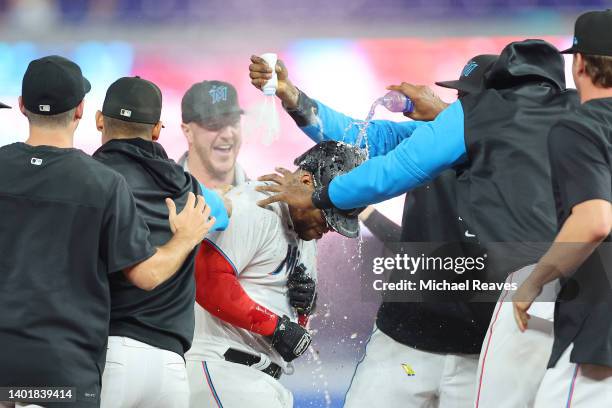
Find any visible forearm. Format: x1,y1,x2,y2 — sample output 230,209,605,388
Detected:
324,102,466,210
125,235,195,290
284,89,422,156
197,273,279,336
527,212,610,287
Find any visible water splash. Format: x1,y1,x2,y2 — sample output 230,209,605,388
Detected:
306,345,332,408
354,97,383,153
341,97,384,159
244,95,281,145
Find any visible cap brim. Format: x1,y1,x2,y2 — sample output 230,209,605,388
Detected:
323,208,361,238
195,109,245,127
0,102,10,109
435,80,481,94
560,46,578,54
83,77,92,94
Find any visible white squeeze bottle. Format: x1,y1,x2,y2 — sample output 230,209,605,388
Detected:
260,53,278,96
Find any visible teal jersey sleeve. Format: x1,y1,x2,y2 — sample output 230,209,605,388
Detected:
328,101,467,209
286,91,425,158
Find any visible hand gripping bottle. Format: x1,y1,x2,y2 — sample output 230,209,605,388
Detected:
260,53,278,96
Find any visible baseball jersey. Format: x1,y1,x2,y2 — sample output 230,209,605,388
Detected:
186,181,317,369
0,142,155,406
93,138,227,358
547,97,612,367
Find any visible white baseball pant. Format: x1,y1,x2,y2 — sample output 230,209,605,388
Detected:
344,327,479,408
534,343,612,407
186,359,292,408
474,264,560,408
100,336,189,408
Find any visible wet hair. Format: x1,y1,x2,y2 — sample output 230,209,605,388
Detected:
583,54,612,88
103,115,155,138
25,108,76,128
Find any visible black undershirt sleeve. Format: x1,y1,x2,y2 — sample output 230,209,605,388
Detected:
548,123,611,216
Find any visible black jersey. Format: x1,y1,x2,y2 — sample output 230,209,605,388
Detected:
93,138,201,357
547,97,612,367
0,142,155,407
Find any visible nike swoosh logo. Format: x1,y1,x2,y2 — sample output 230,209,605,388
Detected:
465,230,476,238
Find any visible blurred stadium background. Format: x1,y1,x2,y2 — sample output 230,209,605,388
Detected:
0,1,604,406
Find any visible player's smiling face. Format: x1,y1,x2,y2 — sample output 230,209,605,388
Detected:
189,117,242,179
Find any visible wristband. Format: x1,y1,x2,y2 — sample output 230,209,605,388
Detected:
311,185,334,209
283,88,319,128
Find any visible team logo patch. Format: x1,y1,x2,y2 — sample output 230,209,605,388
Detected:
462,61,479,77
39,104,50,112
120,108,132,118
209,85,228,104
30,157,43,166
401,363,416,376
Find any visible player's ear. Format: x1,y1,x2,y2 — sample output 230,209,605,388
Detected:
74,100,85,120
181,123,194,144
152,121,162,141
95,110,104,131
300,171,314,186
18,96,27,117
575,53,586,77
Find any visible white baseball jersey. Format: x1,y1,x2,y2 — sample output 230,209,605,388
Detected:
186,181,317,369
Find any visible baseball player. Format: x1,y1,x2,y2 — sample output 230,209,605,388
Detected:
250,40,579,408
185,141,366,408
179,81,248,188
472,16,612,407
251,53,497,407
0,57,210,408
92,76,228,408
513,10,612,407
347,55,499,408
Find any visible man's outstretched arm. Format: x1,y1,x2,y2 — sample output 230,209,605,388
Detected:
249,55,448,157
257,101,467,210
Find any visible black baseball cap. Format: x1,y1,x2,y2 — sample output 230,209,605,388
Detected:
561,10,612,56
102,76,162,125
294,141,367,238
436,54,499,94
22,55,90,115
182,80,244,129
0,102,9,109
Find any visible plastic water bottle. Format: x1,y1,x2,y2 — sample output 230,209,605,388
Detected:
382,90,414,113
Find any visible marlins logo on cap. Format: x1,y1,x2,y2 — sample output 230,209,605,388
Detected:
209,85,228,104
462,61,479,77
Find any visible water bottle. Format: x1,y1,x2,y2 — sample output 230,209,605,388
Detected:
260,53,278,96
382,90,414,113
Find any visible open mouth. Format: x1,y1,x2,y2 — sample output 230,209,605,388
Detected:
213,144,233,153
